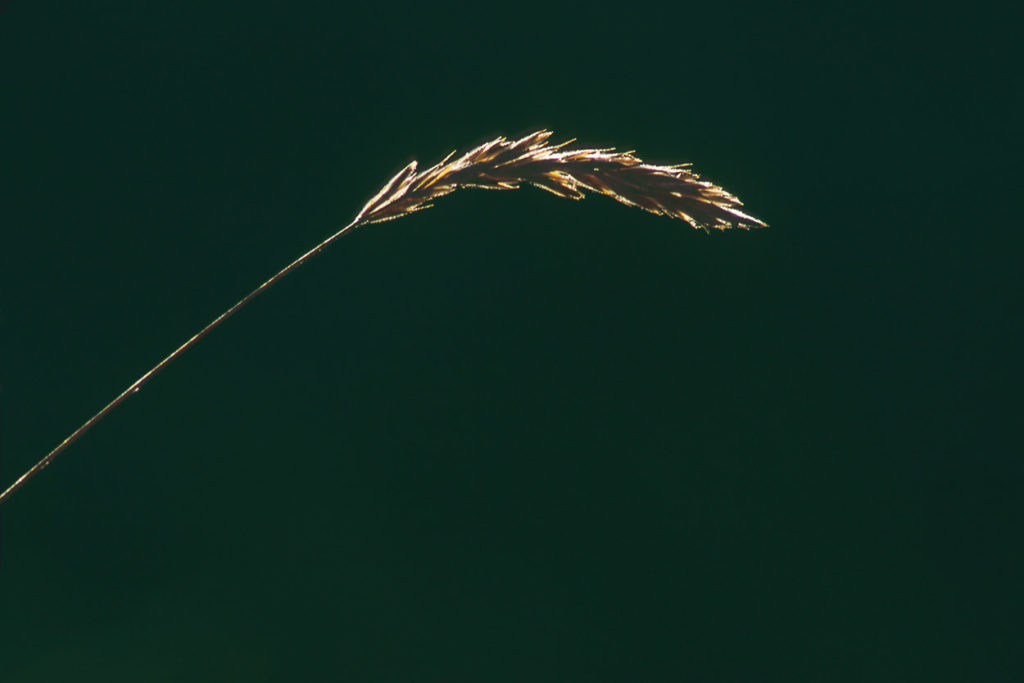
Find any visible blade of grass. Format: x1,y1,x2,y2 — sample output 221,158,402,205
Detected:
1,130,765,505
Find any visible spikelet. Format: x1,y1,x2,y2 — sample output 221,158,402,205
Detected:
352,130,766,231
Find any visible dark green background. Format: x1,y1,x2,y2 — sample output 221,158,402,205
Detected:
1,3,1018,680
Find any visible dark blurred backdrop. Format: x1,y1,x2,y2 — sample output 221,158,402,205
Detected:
0,2,1018,681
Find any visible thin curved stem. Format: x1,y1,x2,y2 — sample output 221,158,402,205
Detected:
0,219,361,505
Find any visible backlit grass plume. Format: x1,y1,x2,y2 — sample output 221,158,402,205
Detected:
0,130,765,505
354,130,765,231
